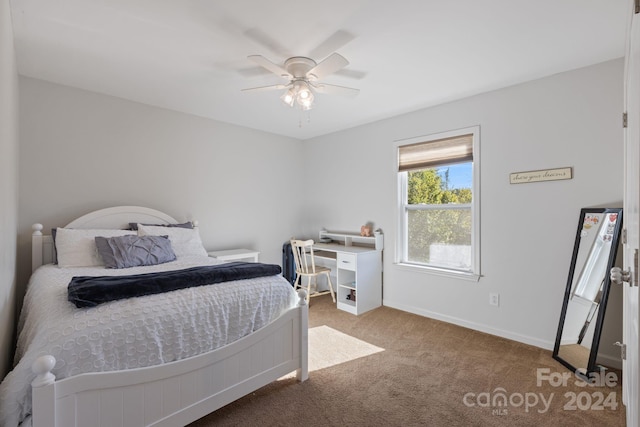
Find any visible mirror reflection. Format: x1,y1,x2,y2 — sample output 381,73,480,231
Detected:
553,208,622,377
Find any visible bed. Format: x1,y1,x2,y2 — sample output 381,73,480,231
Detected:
0,206,308,427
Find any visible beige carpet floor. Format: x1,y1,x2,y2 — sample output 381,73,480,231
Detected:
557,344,592,371
189,295,625,427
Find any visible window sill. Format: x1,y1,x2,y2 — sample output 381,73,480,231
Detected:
394,262,481,282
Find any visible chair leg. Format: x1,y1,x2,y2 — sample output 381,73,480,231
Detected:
295,275,311,303
325,272,336,303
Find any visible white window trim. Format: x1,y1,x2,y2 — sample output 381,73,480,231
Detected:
394,125,481,281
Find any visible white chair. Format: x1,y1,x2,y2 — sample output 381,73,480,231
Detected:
290,239,336,303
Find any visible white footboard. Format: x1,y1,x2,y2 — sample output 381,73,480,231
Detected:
31,292,308,427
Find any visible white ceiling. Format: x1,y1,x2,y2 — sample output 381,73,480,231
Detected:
9,0,629,140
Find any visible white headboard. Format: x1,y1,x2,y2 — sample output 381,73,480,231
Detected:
32,206,180,272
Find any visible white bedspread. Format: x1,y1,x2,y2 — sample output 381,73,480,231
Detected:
0,256,296,427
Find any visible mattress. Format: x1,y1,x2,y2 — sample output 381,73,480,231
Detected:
0,256,296,426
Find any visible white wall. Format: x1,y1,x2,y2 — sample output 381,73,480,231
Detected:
17,77,304,303
0,0,19,377
301,59,624,354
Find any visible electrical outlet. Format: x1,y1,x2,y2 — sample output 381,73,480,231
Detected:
489,293,500,306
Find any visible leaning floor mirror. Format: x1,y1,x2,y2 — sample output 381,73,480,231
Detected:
553,207,623,378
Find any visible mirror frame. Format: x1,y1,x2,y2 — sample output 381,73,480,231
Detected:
552,207,623,378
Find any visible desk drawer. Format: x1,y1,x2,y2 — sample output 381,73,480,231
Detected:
337,253,356,271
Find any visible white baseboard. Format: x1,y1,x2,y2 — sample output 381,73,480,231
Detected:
383,299,555,351
597,352,623,370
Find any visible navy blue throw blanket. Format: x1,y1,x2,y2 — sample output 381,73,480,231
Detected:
68,262,282,308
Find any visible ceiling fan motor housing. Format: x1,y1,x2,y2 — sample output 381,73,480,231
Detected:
284,57,318,79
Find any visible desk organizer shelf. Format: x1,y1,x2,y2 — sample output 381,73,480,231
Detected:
315,229,383,315
318,230,383,250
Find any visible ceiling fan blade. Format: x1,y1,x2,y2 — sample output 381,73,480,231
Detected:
244,28,291,58
312,83,359,98
334,68,367,80
309,30,356,60
307,53,349,80
241,84,289,92
237,66,271,78
247,55,291,79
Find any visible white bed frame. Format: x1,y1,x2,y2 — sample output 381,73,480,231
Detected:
28,206,308,427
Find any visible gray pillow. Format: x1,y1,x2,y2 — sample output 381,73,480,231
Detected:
128,221,193,231
95,235,177,269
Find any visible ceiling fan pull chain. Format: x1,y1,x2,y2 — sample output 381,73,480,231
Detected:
298,110,312,128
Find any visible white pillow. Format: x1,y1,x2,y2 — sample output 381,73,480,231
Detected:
137,224,208,258
55,228,136,267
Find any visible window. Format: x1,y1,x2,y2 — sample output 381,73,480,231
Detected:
396,127,480,278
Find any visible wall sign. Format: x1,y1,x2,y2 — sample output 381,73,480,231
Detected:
509,167,573,184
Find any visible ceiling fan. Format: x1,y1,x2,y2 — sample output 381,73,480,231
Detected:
241,53,360,110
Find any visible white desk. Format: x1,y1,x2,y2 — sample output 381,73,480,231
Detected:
208,248,260,263
312,242,383,315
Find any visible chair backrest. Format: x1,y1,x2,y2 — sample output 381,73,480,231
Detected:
290,239,317,275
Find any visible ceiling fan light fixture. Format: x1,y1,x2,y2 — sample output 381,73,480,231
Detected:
280,88,296,107
297,85,311,99
290,80,313,109
245,53,357,115
297,88,314,110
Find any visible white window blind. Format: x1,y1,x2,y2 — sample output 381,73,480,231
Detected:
398,134,473,172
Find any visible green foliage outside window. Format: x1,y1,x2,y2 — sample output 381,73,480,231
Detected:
407,167,472,268
407,169,471,205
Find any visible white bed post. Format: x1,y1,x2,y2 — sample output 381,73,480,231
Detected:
31,356,56,427
296,290,309,382
32,224,44,273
